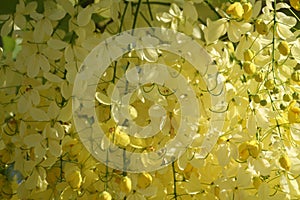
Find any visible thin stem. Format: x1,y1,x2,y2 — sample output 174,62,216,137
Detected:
172,162,178,200
119,1,129,33
140,12,152,27
288,8,300,22
271,0,277,82
132,0,142,30
146,0,154,21
204,0,222,19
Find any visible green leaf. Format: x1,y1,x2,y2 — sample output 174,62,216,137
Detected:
2,36,15,54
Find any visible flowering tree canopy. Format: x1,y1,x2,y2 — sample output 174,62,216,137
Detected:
1,0,300,199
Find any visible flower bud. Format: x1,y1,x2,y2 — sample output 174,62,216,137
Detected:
243,61,256,75
252,94,261,104
283,94,292,102
247,140,261,158
288,101,300,123
226,42,235,53
46,167,60,186
243,2,253,21
114,130,130,148
252,176,262,189
278,41,290,56
290,0,300,11
260,99,267,106
254,72,264,82
137,172,153,189
99,191,112,200
120,176,132,193
264,80,275,90
244,49,254,61
279,155,291,171
65,170,82,189
226,2,244,19
0,149,11,164
238,142,249,161
293,92,300,100
291,71,300,82
255,19,268,35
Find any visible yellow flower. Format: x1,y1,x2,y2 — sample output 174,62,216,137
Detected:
244,49,254,61
291,71,300,82
238,140,261,161
137,172,153,189
226,2,244,19
238,142,250,161
288,101,300,123
252,176,262,189
243,2,253,21
254,72,264,82
290,0,300,11
99,191,112,200
278,41,290,56
255,19,268,35
279,155,291,171
120,176,132,193
65,169,82,189
46,167,60,186
247,140,261,158
243,61,256,75
112,128,130,148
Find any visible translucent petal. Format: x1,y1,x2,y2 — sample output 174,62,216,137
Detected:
37,54,50,72
47,38,68,50
58,101,72,122
291,39,300,62
61,81,72,99
30,107,50,121
183,1,198,21
23,134,43,147
43,18,53,36
95,92,111,105
48,102,60,119
257,182,270,199
25,169,38,190
64,45,74,63
57,0,75,16
47,8,66,21
24,2,38,14
126,66,139,83
33,21,44,42
252,0,262,18
77,6,93,27
158,13,172,23
170,3,181,17
184,173,202,194
18,95,30,113
42,47,63,60
216,144,230,166
246,112,256,136
44,72,63,82
277,25,294,40
14,14,26,29
30,89,40,106
49,140,62,157
0,18,13,37
290,123,300,142
276,2,290,10
204,18,227,44
26,54,39,78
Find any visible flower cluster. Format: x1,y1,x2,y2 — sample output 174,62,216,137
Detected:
0,0,300,199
